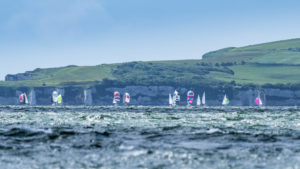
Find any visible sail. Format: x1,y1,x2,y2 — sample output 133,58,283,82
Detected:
57,95,62,104
259,98,263,105
255,97,260,105
173,90,180,102
113,91,121,104
123,92,130,104
52,91,58,103
255,96,263,106
19,94,25,103
222,94,230,105
24,93,29,104
187,90,194,105
197,95,201,106
202,92,206,105
169,94,173,105
255,92,263,106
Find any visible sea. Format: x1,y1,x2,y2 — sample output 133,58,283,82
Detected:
0,106,300,169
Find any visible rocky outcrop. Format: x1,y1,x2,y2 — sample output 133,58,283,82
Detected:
84,89,93,106
5,72,35,81
0,85,299,106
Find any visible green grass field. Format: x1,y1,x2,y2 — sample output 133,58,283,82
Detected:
1,38,300,88
213,64,300,85
203,38,300,65
0,65,115,87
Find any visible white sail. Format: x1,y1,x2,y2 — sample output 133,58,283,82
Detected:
259,96,263,106
222,95,226,105
202,92,206,105
123,92,130,104
222,94,229,105
169,94,173,105
197,95,201,106
24,93,29,104
52,91,58,103
259,98,263,106
172,90,180,106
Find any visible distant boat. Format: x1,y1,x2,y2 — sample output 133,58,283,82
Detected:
222,94,230,106
19,93,28,105
123,92,130,105
255,93,263,106
113,91,121,106
52,90,59,105
196,95,201,106
172,90,180,106
187,90,194,106
57,94,63,105
202,92,206,106
169,94,173,106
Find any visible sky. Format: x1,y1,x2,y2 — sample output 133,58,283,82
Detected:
0,0,300,80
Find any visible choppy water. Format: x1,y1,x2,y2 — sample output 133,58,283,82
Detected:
0,106,300,169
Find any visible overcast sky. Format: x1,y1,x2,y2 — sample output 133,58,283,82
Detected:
0,0,300,80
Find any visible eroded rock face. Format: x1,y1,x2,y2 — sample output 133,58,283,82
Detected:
0,86,299,106
5,73,34,81
84,89,93,106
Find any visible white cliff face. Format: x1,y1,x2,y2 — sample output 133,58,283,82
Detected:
29,90,36,105
84,89,93,106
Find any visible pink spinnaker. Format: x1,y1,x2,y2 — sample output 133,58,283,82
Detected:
255,97,260,105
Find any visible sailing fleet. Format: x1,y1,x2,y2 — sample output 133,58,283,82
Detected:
169,90,206,107
169,90,263,107
17,89,264,107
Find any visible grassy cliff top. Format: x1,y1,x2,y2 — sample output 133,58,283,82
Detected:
202,38,300,64
2,38,300,88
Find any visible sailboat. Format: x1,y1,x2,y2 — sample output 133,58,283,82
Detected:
197,95,201,106
113,91,121,106
222,94,230,106
202,92,206,106
57,94,63,105
172,90,180,106
52,90,59,106
187,90,194,106
123,92,130,105
255,93,263,106
19,93,28,105
169,94,173,106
